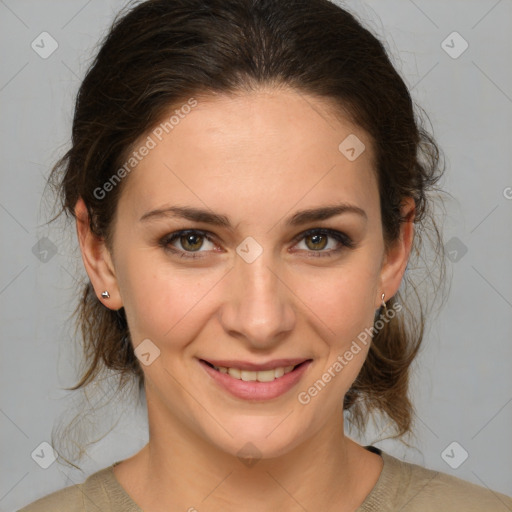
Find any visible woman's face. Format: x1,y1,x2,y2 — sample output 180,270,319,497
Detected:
81,87,412,459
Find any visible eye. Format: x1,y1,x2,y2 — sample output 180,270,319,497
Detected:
159,229,217,258
291,228,354,257
160,227,354,260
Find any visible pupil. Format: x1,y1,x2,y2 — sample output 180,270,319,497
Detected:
308,233,326,250
183,234,202,251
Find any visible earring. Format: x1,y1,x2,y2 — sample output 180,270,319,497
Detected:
381,293,387,312
101,290,110,299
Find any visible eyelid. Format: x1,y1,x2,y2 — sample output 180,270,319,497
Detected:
160,227,354,258
160,229,218,256
290,227,354,248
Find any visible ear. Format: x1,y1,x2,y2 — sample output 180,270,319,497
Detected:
377,196,415,308
75,197,123,310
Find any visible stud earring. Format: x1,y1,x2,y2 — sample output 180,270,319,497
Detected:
101,290,110,299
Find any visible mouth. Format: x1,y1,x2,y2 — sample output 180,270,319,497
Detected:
198,358,313,401
200,359,310,382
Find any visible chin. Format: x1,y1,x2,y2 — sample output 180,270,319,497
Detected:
200,415,308,462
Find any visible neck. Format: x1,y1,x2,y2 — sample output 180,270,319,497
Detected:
117,403,382,512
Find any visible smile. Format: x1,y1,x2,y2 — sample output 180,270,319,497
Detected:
198,359,312,401
203,361,301,382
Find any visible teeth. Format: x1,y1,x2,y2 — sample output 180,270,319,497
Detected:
215,364,296,382
228,367,241,379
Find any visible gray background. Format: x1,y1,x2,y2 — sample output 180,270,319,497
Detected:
1,0,511,510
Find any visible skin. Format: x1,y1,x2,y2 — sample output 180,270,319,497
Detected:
75,87,415,512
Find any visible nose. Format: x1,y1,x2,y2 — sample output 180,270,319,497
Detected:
218,250,296,349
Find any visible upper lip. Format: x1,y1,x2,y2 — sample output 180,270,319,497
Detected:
200,358,311,371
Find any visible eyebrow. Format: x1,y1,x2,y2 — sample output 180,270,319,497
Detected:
139,203,367,229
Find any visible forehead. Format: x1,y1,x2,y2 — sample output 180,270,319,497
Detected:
118,88,379,224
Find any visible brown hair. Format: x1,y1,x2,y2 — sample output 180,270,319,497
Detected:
48,0,446,459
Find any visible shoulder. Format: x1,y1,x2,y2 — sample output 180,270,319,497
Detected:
17,482,83,512
377,450,512,511
17,465,121,512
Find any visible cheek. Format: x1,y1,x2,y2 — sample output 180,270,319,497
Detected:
116,250,218,344
113,248,172,340
297,254,381,341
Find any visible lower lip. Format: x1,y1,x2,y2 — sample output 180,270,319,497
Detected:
198,359,312,401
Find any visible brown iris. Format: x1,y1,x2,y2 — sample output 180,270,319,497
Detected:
180,233,204,251
304,233,328,251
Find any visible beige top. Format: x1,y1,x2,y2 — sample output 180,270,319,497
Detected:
17,446,512,511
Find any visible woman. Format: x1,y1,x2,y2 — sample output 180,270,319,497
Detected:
19,0,512,510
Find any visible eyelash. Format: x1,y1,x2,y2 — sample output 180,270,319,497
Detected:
159,228,355,259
